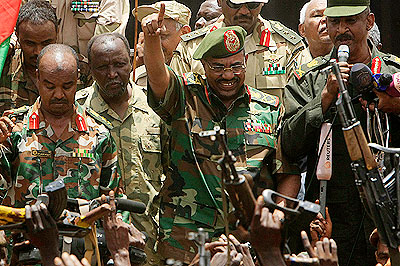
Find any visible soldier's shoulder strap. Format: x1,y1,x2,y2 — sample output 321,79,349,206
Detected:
293,56,329,80
180,25,211,42
6,105,30,118
382,53,400,67
182,72,205,86
269,20,303,46
248,86,279,107
85,107,113,130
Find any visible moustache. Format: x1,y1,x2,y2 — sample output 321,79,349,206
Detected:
105,80,123,88
216,77,240,83
233,14,253,21
335,34,353,42
50,99,68,104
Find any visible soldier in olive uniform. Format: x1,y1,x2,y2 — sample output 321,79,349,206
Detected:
0,44,121,208
143,5,300,263
169,0,307,99
76,33,164,266
282,1,400,265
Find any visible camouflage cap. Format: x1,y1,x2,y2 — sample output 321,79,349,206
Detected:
324,0,370,17
193,26,247,60
229,0,269,3
133,1,191,26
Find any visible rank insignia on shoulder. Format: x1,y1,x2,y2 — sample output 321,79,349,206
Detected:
307,59,319,68
72,148,94,158
180,26,210,42
263,64,286,75
32,150,52,158
244,119,272,133
294,68,305,80
182,72,202,86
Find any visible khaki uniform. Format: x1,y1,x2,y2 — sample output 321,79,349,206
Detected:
76,83,164,266
169,15,307,99
51,0,130,56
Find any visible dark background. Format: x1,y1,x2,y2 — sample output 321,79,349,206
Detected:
126,0,400,56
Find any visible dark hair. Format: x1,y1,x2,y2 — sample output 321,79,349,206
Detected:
87,33,130,62
37,44,79,72
16,0,58,33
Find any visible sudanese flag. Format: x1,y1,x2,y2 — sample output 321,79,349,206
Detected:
0,0,22,75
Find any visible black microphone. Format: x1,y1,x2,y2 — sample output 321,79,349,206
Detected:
67,197,147,214
338,45,349,62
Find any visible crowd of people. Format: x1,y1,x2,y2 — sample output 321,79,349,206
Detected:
0,0,398,265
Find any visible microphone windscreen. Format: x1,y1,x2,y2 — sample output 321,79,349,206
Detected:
338,45,350,62
116,198,146,214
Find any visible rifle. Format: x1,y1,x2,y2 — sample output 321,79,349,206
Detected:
199,126,256,229
325,59,400,263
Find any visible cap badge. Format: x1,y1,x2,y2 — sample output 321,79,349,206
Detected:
224,30,241,54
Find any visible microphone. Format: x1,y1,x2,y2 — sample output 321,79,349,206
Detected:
338,45,349,62
67,197,147,214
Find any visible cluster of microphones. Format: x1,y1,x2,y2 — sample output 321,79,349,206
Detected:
336,44,400,99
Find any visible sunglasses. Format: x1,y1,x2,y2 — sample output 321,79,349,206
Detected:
226,0,261,10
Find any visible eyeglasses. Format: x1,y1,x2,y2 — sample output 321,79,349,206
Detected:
205,60,246,75
226,0,261,10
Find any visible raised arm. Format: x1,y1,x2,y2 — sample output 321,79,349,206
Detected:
142,3,170,100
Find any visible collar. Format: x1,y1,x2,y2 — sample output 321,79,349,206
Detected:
27,98,89,132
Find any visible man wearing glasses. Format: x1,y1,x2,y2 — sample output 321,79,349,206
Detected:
170,0,306,100
142,5,300,264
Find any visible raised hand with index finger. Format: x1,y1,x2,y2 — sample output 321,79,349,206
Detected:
141,3,166,36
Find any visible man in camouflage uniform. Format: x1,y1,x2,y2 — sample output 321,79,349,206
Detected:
169,0,306,99
75,33,163,266
143,7,300,263
282,0,400,265
0,44,120,208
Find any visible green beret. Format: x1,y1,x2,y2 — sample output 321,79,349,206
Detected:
193,26,247,60
324,0,370,17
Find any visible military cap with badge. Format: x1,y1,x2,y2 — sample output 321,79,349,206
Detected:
324,0,370,17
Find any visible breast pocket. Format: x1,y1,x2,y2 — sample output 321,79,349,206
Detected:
244,131,276,169
190,125,220,159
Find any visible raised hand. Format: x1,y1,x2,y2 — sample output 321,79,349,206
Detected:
141,3,166,36
0,115,16,143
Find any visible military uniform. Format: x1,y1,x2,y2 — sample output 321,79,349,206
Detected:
76,83,164,265
282,44,400,266
51,0,130,56
0,99,120,207
148,65,295,263
169,15,307,99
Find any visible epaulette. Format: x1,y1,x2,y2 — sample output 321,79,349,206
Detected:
6,105,30,118
249,87,279,107
269,20,302,46
382,54,400,67
182,72,204,86
86,107,113,130
294,56,327,80
180,25,211,42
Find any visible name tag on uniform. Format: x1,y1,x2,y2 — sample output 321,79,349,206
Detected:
72,148,94,158
32,150,52,158
244,119,272,133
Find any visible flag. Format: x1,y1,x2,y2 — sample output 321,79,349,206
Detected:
0,0,22,75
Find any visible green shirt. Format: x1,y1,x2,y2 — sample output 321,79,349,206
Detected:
148,67,287,263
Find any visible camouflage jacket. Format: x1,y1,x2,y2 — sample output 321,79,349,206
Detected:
169,15,307,99
0,99,120,208
148,68,292,263
0,48,91,115
76,83,164,265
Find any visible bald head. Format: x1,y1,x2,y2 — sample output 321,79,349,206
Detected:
37,44,79,76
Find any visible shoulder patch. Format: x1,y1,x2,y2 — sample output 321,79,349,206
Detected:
180,26,210,42
249,87,279,107
86,107,113,130
294,56,327,80
382,54,400,67
270,20,302,46
6,105,30,117
182,72,204,86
